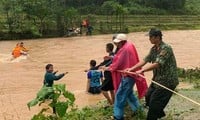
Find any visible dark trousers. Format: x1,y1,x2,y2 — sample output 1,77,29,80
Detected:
88,86,101,94
145,83,176,120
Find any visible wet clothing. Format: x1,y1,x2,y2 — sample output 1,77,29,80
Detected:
96,52,114,68
144,41,179,120
96,52,114,91
20,46,28,52
87,69,103,94
43,72,65,87
12,46,21,58
88,86,101,94
12,45,28,58
101,71,114,91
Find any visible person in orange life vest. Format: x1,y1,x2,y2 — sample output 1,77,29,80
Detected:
19,42,29,53
12,43,21,58
12,42,28,58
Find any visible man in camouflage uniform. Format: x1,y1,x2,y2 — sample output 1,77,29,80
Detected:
126,28,179,120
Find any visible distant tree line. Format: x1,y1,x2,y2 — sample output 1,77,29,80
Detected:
0,0,197,40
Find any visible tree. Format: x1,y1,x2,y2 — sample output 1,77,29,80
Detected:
101,1,116,31
23,0,55,36
101,1,128,32
64,8,80,30
1,0,23,33
141,0,185,10
113,2,128,31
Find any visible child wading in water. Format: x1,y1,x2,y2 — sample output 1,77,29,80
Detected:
85,43,115,105
86,60,103,94
98,43,115,105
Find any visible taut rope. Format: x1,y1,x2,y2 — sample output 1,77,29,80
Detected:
118,70,200,106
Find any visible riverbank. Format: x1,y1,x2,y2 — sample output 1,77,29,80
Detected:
0,30,199,119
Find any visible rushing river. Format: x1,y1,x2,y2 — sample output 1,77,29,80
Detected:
0,30,199,119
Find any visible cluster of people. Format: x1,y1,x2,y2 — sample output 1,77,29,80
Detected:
86,42,115,105
28,28,178,120
85,28,179,120
11,42,29,58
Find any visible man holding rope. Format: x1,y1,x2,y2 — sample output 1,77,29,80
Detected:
126,28,179,120
102,34,147,120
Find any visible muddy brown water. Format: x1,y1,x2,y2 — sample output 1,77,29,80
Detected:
0,30,200,120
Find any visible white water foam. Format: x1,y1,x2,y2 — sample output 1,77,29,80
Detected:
0,53,27,63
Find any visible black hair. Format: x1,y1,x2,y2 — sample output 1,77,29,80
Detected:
106,43,114,51
90,60,96,67
149,28,162,40
46,64,53,70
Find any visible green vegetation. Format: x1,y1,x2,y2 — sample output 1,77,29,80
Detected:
29,67,200,120
178,67,200,88
27,84,75,119
1,0,200,40
91,15,200,34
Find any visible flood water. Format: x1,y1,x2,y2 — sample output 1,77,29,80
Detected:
0,30,200,120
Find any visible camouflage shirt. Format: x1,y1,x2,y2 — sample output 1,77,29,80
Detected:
144,41,179,88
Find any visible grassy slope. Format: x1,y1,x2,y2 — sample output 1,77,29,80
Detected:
91,15,200,34
67,88,200,120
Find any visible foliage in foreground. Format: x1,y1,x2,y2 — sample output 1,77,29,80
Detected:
28,83,146,120
64,100,146,120
27,84,75,119
28,68,200,120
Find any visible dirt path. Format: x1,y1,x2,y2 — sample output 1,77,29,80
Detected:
0,30,199,120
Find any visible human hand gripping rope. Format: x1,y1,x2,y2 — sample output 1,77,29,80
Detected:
118,70,200,106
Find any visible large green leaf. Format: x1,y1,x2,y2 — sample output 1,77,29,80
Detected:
63,91,75,103
55,102,68,118
27,84,76,119
53,93,60,102
37,86,54,100
27,86,54,108
53,84,66,93
31,113,46,120
27,99,39,109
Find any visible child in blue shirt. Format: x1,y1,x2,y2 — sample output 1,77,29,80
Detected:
87,60,103,94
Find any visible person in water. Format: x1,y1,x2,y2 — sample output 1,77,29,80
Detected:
43,64,68,87
12,42,29,58
86,60,103,94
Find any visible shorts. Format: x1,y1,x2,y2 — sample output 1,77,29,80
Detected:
88,86,101,94
101,71,114,91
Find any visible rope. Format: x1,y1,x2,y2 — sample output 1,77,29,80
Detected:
118,70,200,106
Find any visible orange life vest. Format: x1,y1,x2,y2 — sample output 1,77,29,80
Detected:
12,46,21,58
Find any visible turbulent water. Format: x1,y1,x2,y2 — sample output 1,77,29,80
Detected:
0,30,200,120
